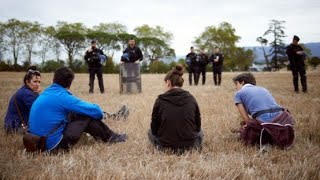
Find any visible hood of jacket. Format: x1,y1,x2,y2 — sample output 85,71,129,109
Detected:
158,88,193,106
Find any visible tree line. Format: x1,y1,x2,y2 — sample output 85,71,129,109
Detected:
1,18,317,73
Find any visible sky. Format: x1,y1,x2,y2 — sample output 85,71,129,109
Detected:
1,0,319,57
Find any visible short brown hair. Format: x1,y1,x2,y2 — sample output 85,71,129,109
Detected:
164,64,184,87
233,73,256,85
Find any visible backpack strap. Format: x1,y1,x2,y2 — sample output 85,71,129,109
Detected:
13,94,27,130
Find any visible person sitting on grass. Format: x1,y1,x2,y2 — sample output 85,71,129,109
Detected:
28,67,127,152
232,73,295,150
4,66,41,133
148,64,203,153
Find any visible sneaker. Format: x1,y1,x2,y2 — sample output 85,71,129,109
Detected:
116,105,129,120
109,133,128,143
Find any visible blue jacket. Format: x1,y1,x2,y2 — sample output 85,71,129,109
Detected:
29,83,104,150
4,85,39,131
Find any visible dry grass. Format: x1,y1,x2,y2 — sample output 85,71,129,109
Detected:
0,70,319,179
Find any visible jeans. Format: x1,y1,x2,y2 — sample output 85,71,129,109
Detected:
257,111,282,122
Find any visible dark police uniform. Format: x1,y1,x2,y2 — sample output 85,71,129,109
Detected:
286,43,307,92
198,53,209,85
121,45,143,93
84,47,107,93
121,46,143,63
186,52,197,85
209,52,224,85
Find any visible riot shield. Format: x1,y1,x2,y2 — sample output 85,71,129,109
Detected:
119,63,142,94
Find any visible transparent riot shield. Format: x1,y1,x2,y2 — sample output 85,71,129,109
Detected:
119,63,142,94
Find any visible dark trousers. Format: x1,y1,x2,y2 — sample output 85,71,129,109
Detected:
53,113,116,151
199,66,206,85
291,65,307,92
187,65,193,85
147,129,203,152
213,66,222,85
89,66,104,93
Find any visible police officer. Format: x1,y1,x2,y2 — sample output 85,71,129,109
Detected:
286,35,307,93
209,47,224,86
198,48,209,85
121,38,143,93
121,38,143,63
186,47,197,85
84,40,107,94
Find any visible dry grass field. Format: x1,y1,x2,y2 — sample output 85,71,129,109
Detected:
0,70,319,179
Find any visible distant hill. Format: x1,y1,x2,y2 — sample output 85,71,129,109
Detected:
246,42,320,63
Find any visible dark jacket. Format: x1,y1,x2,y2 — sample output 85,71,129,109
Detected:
151,88,201,149
198,53,209,67
209,53,224,66
4,85,39,132
286,44,305,67
84,47,106,68
186,52,197,66
122,46,143,62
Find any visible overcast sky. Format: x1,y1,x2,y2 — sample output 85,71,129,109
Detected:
1,0,319,56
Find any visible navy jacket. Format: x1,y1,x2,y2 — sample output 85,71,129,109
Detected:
4,85,39,132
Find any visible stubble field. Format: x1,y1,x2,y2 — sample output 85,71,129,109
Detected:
0,70,319,179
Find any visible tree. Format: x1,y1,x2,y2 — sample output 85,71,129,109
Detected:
39,26,61,67
134,24,173,43
263,19,286,70
256,36,270,68
134,25,175,61
308,56,320,69
149,60,169,73
0,22,7,61
103,57,116,73
42,59,65,72
55,21,86,68
93,22,127,34
194,22,240,71
139,36,175,61
86,30,120,58
3,19,26,70
234,48,255,71
21,21,42,65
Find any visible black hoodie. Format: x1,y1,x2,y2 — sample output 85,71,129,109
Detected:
151,88,201,149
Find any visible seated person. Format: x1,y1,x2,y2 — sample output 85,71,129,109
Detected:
28,67,127,152
233,73,294,149
4,66,41,133
148,64,203,153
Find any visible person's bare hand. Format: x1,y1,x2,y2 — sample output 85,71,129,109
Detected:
214,59,218,63
134,60,140,64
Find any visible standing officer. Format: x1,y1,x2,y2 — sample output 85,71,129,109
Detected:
120,38,143,93
186,47,197,86
209,47,224,86
286,35,307,93
84,40,107,94
121,38,143,63
198,48,209,85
